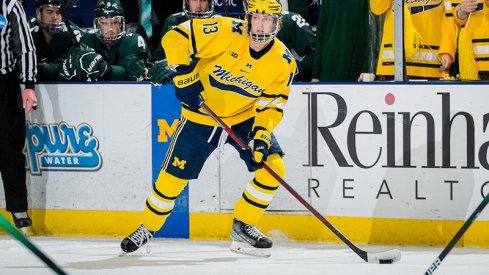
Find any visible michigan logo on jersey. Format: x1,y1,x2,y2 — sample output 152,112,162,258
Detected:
172,157,187,169
209,64,265,98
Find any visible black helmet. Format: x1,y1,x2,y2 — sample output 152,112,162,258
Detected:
35,0,65,34
93,0,126,46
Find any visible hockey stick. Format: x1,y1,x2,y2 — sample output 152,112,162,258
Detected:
424,193,489,274
199,102,401,264
61,0,80,46
223,0,229,17
0,215,67,275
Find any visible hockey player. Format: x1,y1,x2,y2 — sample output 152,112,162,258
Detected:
276,10,315,81
153,0,216,60
122,0,296,257
225,1,314,81
80,0,152,81
31,0,109,81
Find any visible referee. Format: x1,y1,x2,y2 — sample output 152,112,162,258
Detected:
0,0,37,230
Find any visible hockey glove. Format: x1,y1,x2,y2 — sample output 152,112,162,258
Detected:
60,45,108,80
250,127,271,164
148,60,174,85
173,66,204,111
120,54,146,81
239,127,272,172
58,57,77,80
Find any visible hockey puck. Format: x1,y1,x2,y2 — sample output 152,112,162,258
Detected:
379,259,393,264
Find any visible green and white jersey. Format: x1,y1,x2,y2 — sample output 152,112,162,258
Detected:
29,17,86,80
80,32,151,81
277,11,315,81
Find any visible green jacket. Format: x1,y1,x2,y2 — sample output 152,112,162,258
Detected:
277,11,315,81
312,0,370,81
80,33,151,81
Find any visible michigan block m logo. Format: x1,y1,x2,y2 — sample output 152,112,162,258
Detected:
172,157,186,169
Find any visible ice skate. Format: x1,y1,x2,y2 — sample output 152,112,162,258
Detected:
230,218,272,257
120,224,154,255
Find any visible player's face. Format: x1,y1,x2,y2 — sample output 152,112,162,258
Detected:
249,13,275,36
187,0,209,12
41,6,62,25
98,17,122,39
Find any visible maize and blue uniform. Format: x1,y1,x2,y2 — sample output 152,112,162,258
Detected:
163,117,283,180
142,16,297,231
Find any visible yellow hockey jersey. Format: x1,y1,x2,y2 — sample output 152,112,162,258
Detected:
371,0,457,78
163,17,297,133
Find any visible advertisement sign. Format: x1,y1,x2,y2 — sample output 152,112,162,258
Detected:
0,84,152,211
1,83,488,242
214,84,489,221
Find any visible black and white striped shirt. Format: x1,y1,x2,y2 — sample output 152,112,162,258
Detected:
0,0,36,89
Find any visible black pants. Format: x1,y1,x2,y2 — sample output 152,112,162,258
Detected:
0,72,27,212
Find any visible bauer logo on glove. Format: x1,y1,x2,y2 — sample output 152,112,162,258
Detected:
172,67,204,111
174,72,200,87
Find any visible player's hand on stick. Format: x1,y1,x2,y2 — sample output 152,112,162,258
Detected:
250,127,271,164
239,128,271,172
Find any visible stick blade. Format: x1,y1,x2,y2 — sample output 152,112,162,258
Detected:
367,249,401,264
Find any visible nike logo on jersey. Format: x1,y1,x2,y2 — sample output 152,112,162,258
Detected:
240,63,253,73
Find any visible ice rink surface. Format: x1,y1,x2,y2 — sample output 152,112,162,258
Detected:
0,236,488,275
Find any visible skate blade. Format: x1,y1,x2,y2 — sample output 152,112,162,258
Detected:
20,227,28,237
230,240,271,258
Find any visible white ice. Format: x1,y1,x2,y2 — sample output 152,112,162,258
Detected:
0,236,488,275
